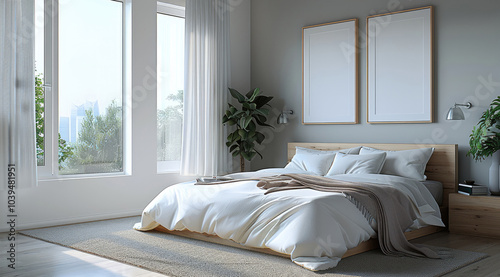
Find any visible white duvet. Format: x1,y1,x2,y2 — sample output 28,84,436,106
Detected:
134,168,444,271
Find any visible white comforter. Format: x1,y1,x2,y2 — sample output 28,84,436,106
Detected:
134,168,444,271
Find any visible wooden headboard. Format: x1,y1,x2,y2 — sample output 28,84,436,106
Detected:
287,143,458,209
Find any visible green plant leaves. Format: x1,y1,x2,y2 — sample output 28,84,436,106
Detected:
247,88,261,102
467,96,500,161
224,87,274,163
229,88,246,103
254,95,273,109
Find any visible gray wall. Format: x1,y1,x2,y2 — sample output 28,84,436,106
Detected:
230,0,251,93
250,0,500,185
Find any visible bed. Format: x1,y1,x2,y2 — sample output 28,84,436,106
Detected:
134,142,458,271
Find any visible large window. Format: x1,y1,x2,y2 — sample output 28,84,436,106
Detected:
157,3,185,172
58,0,123,174
35,0,124,176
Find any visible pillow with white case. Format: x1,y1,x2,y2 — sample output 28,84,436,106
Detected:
325,152,387,176
284,146,361,175
359,147,434,181
284,153,335,175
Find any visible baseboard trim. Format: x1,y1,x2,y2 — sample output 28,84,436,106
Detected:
1,210,143,232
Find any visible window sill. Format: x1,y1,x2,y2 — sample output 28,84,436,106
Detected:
38,171,129,182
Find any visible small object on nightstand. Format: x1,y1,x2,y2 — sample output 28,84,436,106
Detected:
458,182,488,196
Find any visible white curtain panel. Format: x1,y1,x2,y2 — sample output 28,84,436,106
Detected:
0,0,37,189
181,0,232,176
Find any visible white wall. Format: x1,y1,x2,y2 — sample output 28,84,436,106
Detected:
0,0,251,232
250,0,500,186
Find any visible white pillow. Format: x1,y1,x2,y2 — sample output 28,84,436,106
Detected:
284,153,335,175
284,146,362,175
325,152,387,176
359,147,434,181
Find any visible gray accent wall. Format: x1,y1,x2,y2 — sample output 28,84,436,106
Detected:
250,0,500,185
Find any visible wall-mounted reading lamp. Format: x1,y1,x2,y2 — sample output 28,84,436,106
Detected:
277,110,294,124
446,102,472,120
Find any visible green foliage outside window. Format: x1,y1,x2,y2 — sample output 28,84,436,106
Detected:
157,90,183,161
35,73,46,165
63,101,123,174
35,74,123,174
35,73,74,169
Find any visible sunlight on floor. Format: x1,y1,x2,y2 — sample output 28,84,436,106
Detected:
63,249,167,277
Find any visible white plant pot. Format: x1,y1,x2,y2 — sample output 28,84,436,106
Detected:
489,151,500,195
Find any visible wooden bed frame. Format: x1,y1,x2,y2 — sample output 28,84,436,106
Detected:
155,142,458,259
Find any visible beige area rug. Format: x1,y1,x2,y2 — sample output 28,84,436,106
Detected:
20,216,487,277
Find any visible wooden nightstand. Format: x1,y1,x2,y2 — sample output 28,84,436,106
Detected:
449,193,500,239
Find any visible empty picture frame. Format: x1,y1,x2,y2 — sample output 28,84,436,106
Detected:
367,6,433,123
302,19,358,124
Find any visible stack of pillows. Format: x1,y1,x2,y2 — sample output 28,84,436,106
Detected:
285,146,434,182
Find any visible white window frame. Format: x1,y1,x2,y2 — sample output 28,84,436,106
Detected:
156,1,185,173
37,0,127,179
36,0,56,178
157,1,185,17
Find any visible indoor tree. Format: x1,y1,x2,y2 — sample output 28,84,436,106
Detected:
223,88,273,171
467,96,500,161
467,96,500,194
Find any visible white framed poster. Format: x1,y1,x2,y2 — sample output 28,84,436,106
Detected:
302,19,358,124
367,6,433,123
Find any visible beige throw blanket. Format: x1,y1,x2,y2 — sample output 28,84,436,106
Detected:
256,174,439,259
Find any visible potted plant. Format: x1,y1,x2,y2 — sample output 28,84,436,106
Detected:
222,88,273,172
467,96,500,194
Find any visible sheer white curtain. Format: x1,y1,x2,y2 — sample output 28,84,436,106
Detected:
0,0,37,189
181,0,232,177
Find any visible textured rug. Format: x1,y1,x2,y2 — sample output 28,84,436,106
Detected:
20,216,487,277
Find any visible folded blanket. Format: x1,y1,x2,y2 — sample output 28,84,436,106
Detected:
256,174,439,259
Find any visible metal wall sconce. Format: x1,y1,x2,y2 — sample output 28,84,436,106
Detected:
446,102,472,120
277,110,294,124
